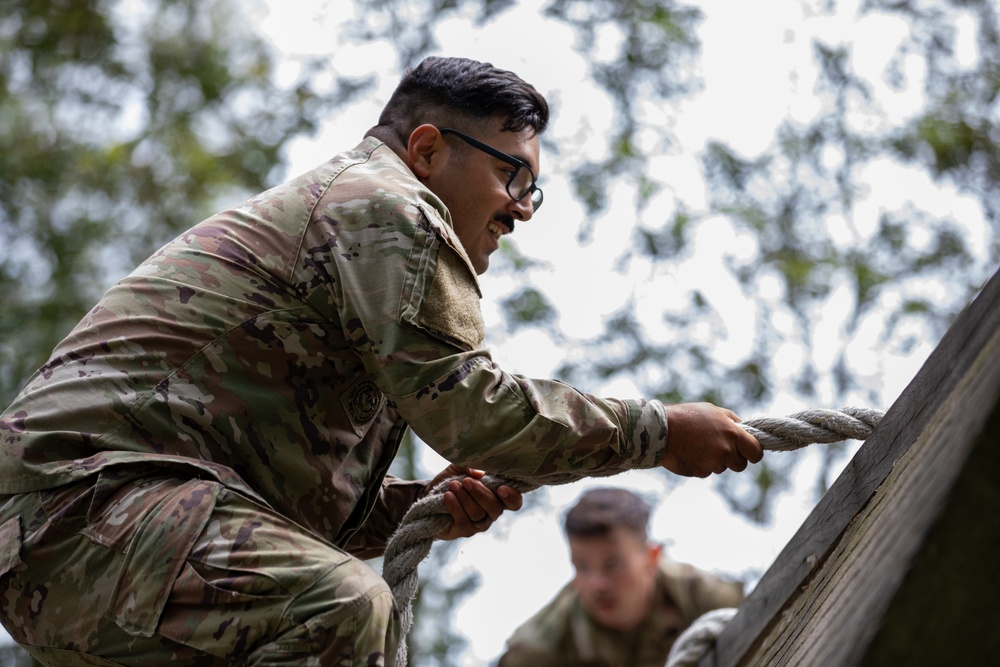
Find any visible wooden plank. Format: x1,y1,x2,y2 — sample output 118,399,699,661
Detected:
860,397,1000,665
704,266,1000,667
738,314,1000,665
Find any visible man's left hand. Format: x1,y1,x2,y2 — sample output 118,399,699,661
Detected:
424,464,524,540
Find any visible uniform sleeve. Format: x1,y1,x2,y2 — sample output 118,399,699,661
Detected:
399,358,668,481
496,584,576,667
342,210,665,480
394,233,668,479
341,476,427,559
307,154,668,481
664,559,746,622
497,643,558,667
690,571,745,615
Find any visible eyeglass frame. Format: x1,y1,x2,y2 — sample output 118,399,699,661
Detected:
438,127,543,211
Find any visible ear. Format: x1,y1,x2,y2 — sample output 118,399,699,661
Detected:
406,124,445,179
647,542,663,568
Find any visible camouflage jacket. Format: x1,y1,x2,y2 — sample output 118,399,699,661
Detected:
498,557,745,667
0,137,668,556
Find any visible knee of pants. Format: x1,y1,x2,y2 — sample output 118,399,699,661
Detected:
273,562,401,666
295,560,400,637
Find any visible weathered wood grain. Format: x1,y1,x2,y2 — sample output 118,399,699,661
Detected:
702,266,1000,667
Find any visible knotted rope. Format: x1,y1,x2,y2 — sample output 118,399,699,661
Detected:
384,407,884,666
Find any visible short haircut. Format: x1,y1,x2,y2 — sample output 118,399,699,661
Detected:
564,488,651,541
374,56,549,141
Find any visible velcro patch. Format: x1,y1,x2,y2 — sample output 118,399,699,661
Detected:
418,245,486,351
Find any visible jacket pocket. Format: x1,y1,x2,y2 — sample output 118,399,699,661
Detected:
109,478,219,637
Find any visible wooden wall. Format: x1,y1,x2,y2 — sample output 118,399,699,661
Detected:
702,267,1000,667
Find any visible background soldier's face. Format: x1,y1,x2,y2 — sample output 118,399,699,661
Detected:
568,526,660,632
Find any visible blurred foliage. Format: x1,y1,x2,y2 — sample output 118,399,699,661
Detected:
405,540,479,667
617,0,993,520
501,286,557,328
697,0,999,517
0,0,372,406
543,0,702,231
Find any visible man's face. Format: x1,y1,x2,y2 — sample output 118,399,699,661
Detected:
424,124,540,274
568,527,660,632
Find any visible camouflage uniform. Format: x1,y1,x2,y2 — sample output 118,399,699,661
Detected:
0,138,669,665
497,558,745,667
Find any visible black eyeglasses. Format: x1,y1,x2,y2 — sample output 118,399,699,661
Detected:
439,128,543,211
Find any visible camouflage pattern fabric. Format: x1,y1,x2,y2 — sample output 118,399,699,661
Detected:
498,558,745,667
0,471,399,666
0,137,670,662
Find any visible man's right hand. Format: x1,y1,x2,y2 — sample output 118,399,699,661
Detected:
660,402,763,477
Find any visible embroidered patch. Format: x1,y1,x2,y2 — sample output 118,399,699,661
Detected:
343,378,385,433
397,204,485,352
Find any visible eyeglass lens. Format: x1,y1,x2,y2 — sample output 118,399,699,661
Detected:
509,168,543,210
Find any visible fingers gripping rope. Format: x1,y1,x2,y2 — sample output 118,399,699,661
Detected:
382,473,583,667
384,407,885,667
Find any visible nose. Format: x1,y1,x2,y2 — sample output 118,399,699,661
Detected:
508,195,535,224
576,570,610,594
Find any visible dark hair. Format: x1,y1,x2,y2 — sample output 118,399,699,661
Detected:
374,56,549,140
564,488,651,541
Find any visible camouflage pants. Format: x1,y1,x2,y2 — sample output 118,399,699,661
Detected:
0,471,400,666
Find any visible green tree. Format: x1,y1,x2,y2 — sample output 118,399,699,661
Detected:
0,0,370,406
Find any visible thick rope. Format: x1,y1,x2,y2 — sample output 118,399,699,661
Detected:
665,608,738,667
383,407,884,666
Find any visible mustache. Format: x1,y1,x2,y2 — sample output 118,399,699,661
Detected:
495,214,515,234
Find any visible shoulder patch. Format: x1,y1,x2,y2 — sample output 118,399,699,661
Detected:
419,245,486,350
398,206,486,352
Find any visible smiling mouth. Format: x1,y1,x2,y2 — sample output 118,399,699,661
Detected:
487,221,506,240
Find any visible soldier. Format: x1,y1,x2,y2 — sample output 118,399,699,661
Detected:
0,56,762,666
498,488,745,667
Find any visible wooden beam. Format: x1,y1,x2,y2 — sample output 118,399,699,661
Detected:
860,397,1000,665
703,266,1000,667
